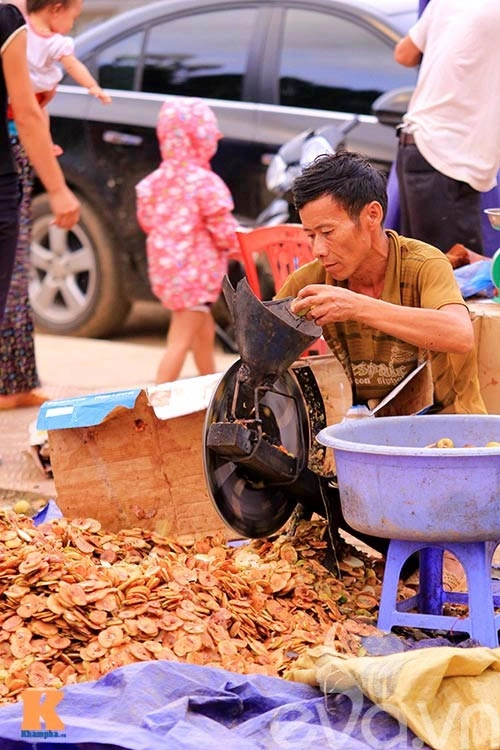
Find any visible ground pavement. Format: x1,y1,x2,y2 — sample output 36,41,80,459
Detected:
0,333,238,507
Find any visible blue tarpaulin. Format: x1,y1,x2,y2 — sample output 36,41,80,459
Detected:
0,504,432,748
0,660,430,749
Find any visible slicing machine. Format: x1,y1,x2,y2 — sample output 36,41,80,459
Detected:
203,276,342,540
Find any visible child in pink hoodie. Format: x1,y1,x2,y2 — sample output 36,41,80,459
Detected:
135,97,239,383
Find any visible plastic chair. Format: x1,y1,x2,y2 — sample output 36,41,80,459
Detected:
377,539,500,647
236,225,329,356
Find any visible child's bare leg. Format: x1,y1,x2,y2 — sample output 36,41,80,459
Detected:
41,106,63,156
192,310,216,375
155,309,204,384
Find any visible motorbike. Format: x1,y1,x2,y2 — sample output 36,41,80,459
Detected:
255,117,360,227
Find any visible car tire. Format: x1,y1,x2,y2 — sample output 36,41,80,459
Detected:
30,192,131,338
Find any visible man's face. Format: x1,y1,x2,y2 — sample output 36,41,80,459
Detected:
299,194,371,280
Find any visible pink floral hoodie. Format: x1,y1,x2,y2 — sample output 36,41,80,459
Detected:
135,97,239,311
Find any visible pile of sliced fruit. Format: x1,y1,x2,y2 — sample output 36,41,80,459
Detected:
0,510,385,704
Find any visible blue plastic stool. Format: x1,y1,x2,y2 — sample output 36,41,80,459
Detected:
377,540,500,647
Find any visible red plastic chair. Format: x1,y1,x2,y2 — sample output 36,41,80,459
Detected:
236,224,329,356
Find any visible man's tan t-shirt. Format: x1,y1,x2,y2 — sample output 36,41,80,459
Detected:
276,230,485,414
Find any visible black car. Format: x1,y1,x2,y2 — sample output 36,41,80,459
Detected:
31,0,417,338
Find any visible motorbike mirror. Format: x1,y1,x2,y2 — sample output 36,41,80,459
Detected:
278,128,314,162
372,86,414,129
317,117,359,142
300,135,334,168
265,152,289,192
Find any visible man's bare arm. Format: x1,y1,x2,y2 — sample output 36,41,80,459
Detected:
291,285,474,355
394,35,422,67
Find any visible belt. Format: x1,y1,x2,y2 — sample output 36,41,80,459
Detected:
398,130,416,146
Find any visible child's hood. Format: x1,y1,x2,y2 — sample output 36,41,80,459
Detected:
156,97,222,166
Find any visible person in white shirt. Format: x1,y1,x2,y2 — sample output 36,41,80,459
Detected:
394,0,500,255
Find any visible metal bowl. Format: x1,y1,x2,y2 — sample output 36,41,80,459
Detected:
484,208,500,231
317,415,500,542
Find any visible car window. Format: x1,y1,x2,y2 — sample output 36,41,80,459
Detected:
95,31,144,91
140,8,258,101
279,9,417,114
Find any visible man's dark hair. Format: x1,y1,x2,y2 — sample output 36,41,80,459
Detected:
292,151,388,223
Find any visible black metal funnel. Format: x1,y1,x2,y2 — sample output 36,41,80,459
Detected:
222,276,321,384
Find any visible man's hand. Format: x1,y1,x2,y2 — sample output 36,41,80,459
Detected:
49,186,80,229
291,284,358,324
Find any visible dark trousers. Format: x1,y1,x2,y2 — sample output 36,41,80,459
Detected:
0,172,20,324
396,140,483,254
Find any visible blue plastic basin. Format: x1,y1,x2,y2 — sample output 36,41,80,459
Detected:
317,415,500,542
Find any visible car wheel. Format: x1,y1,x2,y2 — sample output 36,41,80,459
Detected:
30,193,131,337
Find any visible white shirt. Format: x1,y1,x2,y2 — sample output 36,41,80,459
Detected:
27,21,74,93
403,0,500,192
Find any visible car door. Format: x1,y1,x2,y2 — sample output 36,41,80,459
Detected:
83,3,271,235
254,2,418,173
42,2,270,337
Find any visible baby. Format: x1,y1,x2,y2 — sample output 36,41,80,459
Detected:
11,0,111,153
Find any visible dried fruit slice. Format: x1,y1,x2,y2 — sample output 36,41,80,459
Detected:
182,620,206,635
342,555,365,569
95,593,120,612
81,641,107,661
136,617,159,636
161,614,183,632
5,584,30,601
436,438,454,449
27,662,52,688
269,571,292,593
173,634,202,657
61,583,88,607
2,615,23,632
47,636,72,650
10,627,33,658
354,593,379,610
127,642,152,661
30,621,59,638
98,625,125,649
18,552,43,574
16,594,41,619
70,518,101,533
197,571,218,588
88,610,108,626
279,544,298,564
100,549,117,564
